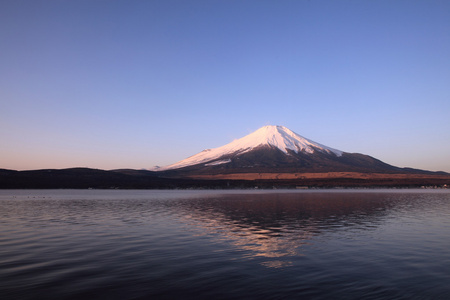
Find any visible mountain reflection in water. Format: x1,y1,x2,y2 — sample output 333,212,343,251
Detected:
164,192,397,268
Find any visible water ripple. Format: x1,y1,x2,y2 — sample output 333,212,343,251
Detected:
0,189,449,299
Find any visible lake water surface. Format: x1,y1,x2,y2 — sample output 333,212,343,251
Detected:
1,189,449,299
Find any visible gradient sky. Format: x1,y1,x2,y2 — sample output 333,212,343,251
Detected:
1,0,449,172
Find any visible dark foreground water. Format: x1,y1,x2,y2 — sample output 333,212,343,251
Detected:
1,189,449,300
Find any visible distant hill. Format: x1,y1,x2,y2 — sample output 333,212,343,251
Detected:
0,168,184,189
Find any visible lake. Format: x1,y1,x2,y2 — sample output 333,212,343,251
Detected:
1,189,449,299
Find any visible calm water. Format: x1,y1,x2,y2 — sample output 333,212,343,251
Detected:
1,189,449,299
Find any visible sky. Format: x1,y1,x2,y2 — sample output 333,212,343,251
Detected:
1,0,449,172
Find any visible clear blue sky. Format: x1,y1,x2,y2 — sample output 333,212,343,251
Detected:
1,0,449,172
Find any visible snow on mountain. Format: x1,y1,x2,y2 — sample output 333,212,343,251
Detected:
156,125,343,171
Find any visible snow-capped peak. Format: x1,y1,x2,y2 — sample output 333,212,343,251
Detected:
244,125,342,156
156,125,343,171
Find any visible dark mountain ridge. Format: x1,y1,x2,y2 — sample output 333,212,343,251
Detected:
0,166,448,189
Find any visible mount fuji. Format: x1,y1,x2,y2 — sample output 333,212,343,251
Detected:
155,125,430,177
